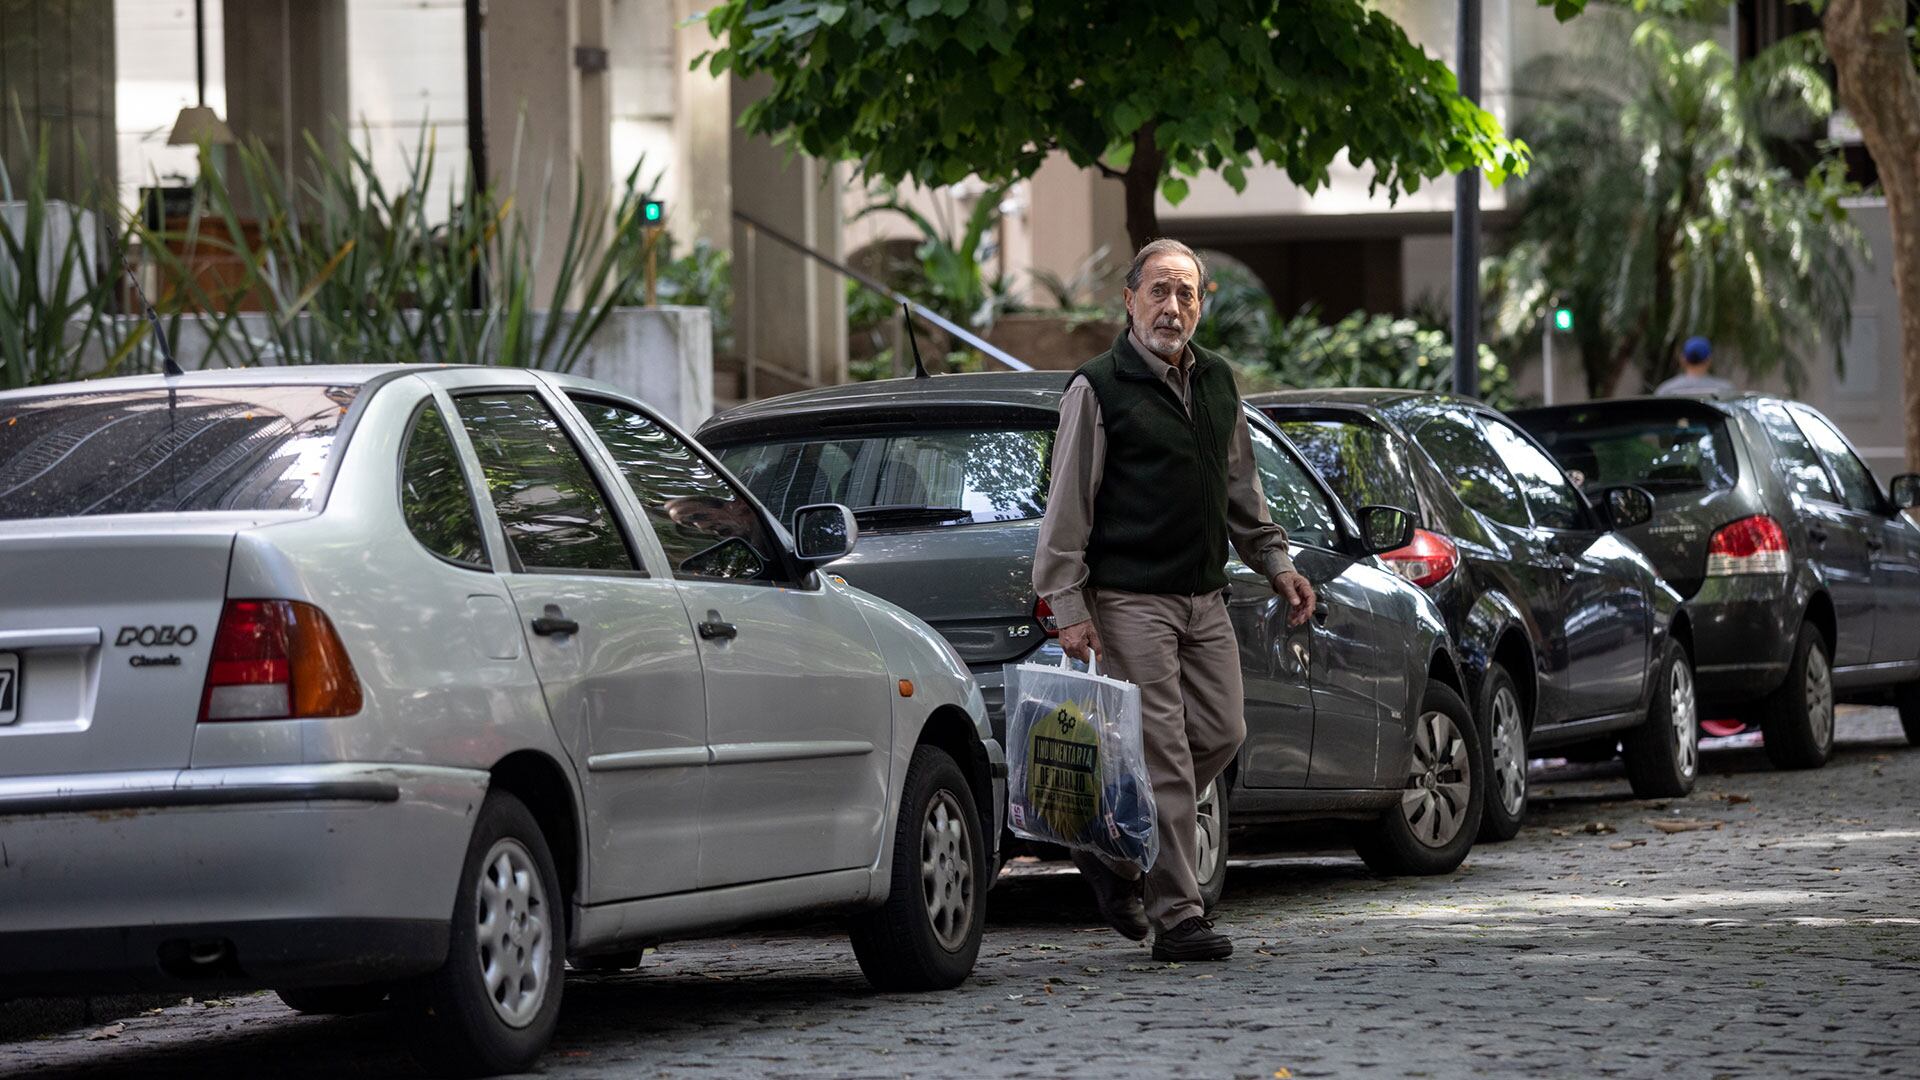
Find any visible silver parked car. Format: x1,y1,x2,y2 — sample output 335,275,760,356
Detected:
0,366,1003,1075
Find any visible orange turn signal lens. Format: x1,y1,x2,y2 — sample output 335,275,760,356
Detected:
898,679,915,698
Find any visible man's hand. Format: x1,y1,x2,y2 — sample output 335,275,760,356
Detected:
1272,570,1316,627
1059,619,1103,663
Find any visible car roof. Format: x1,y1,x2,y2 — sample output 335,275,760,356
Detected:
0,364,482,405
697,370,1075,442
1511,394,1751,420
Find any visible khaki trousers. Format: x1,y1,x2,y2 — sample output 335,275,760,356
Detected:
1087,587,1246,930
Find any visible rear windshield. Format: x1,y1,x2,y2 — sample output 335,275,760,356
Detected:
0,385,359,520
714,429,1051,531
1518,407,1737,493
1269,416,1421,517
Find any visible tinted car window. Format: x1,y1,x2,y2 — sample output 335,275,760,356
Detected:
1790,406,1882,513
715,429,1051,532
453,392,635,573
0,384,357,520
1412,410,1530,527
1751,401,1837,504
1520,408,1736,493
1482,417,1585,530
400,401,488,568
1246,422,1340,551
573,398,784,583
1271,416,1421,519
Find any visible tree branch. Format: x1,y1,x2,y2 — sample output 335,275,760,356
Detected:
1093,160,1126,182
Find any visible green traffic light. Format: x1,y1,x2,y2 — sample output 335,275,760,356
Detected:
1552,307,1574,332
642,200,664,224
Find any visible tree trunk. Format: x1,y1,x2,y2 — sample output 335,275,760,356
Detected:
1121,125,1165,253
1824,0,1920,473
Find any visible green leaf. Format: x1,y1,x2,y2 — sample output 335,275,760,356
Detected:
817,3,846,25
906,0,940,17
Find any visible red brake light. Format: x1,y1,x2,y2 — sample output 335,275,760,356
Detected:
1033,596,1060,637
199,600,363,722
1378,528,1460,589
1707,515,1790,576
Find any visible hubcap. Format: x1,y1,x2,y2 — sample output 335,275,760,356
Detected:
1489,686,1527,818
1670,658,1699,780
1401,709,1472,848
1806,644,1834,752
1193,780,1222,885
920,790,975,952
473,837,550,1028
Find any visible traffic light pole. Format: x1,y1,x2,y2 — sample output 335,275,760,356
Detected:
1451,0,1482,400
1542,314,1554,405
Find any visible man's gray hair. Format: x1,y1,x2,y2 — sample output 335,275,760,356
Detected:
1124,238,1208,292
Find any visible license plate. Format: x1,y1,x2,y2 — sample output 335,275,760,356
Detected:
0,651,17,725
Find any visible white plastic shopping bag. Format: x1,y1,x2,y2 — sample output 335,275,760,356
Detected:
1002,652,1158,872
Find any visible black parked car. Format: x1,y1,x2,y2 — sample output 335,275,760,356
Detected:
1249,390,1696,841
1512,395,1920,761
699,372,1485,903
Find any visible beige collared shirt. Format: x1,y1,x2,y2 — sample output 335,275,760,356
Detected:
1033,330,1296,627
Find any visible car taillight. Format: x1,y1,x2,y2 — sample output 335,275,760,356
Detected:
1033,596,1059,637
1706,515,1790,576
199,600,363,722
1378,528,1460,589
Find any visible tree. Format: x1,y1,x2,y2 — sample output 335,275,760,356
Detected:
1821,0,1920,471
700,1,1576,253
1485,20,1862,397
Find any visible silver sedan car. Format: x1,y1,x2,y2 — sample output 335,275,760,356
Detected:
0,365,1003,1075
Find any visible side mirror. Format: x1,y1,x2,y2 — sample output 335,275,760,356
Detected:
1891,473,1920,510
1356,504,1416,555
1597,485,1655,530
791,503,859,564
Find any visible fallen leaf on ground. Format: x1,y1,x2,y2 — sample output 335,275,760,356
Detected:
1551,828,1570,838
1725,793,1751,805
1608,840,1648,850
1647,817,1724,833
1274,1069,1295,1079
1581,821,1617,835
87,1023,125,1041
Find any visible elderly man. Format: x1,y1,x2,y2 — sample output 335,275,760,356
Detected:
1033,239,1315,961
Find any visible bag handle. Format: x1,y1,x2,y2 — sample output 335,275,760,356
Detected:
1058,650,1102,679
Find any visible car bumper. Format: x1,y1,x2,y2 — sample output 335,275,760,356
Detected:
0,762,488,993
973,642,1065,743
1685,575,1798,704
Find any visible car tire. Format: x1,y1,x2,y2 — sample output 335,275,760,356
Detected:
276,984,391,1015
1355,681,1483,876
1897,682,1920,747
1760,624,1836,770
412,790,564,1078
1623,639,1700,797
849,744,986,991
1475,664,1527,843
1194,777,1229,913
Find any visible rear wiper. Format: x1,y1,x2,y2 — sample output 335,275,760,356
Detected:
853,504,974,527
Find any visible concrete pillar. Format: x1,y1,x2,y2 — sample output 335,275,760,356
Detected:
221,0,350,188
672,0,732,251
482,0,613,304
1027,152,1130,302
730,72,846,397
0,0,117,205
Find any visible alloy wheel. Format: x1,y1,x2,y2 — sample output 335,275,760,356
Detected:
1670,658,1699,781
1193,780,1222,885
1806,644,1834,752
473,837,551,1029
1489,686,1527,819
1402,709,1472,848
920,789,975,952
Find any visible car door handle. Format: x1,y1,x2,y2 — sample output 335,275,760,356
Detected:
1807,525,1828,545
1556,554,1579,574
1866,536,1885,552
698,618,738,641
530,616,579,637
1311,600,1330,625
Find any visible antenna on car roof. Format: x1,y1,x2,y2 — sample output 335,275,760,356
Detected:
119,254,184,377
901,301,931,380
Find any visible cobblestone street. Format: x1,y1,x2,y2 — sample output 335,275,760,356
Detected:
5,707,1917,1079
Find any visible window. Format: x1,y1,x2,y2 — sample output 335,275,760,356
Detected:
399,402,488,568
715,429,1052,533
1518,407,1737,494
0,385,358,520
1412,410,1530,528
452,393,635,573
1246,423,1340,551
1790,406,1883,513
1271,416,1421,519
1751,402,1836,504
572,397,784,583
1482,417,1585,530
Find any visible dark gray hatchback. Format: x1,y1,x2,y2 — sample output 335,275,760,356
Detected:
1512,395,1920,762
699,371,1487,905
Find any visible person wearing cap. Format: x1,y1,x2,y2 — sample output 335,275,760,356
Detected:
1655,336,1736,396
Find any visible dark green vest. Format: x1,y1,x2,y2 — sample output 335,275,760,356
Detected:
1075,333,1239,595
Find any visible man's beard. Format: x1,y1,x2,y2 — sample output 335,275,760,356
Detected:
1141,317,1191,357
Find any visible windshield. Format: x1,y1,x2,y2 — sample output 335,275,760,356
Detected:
1518,407,1737,493
714,428,1051,530
0,385,359,520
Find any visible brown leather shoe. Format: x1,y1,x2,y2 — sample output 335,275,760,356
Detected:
1071,852,1148,941
1152,916,1232,961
